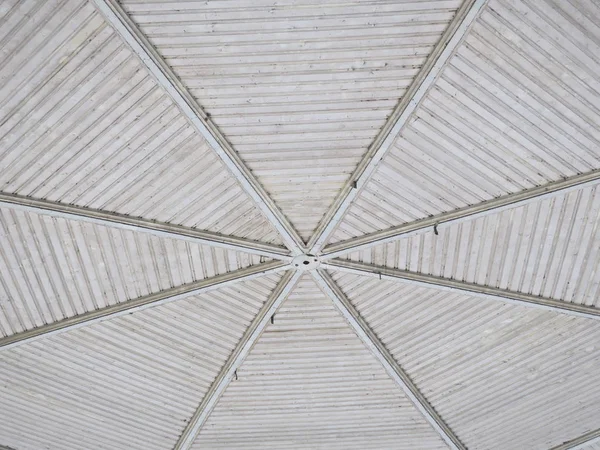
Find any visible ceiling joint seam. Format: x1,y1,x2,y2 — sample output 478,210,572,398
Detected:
0,192,293,261
173,270,303,450
307,0,490,253
90,0,306,254
320,169,600,259
312,269,466,450
0,261,289,350
550,428,600,450
323,259,600,320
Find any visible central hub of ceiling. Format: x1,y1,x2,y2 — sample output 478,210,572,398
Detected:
292,254,320,271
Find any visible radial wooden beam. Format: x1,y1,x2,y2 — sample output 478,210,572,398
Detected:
0,192,291,261
312,270,466,450
91,0,306,254
320,169,600,259
308,0,489,253
324,259,600,321
174,270,302,450
0,261,289,350
551,429,600,450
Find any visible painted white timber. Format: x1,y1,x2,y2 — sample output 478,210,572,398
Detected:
174,270,302,450
0,261,288,350
321,169,600,259
312,269,465,450
324,260,600,320
308,0,489,252
90,0,305,254
552,430,600,450
0,192,290,261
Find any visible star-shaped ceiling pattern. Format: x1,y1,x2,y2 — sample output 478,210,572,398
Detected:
1,0,600,450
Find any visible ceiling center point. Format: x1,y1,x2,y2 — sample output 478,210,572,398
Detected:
292,254,320,271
